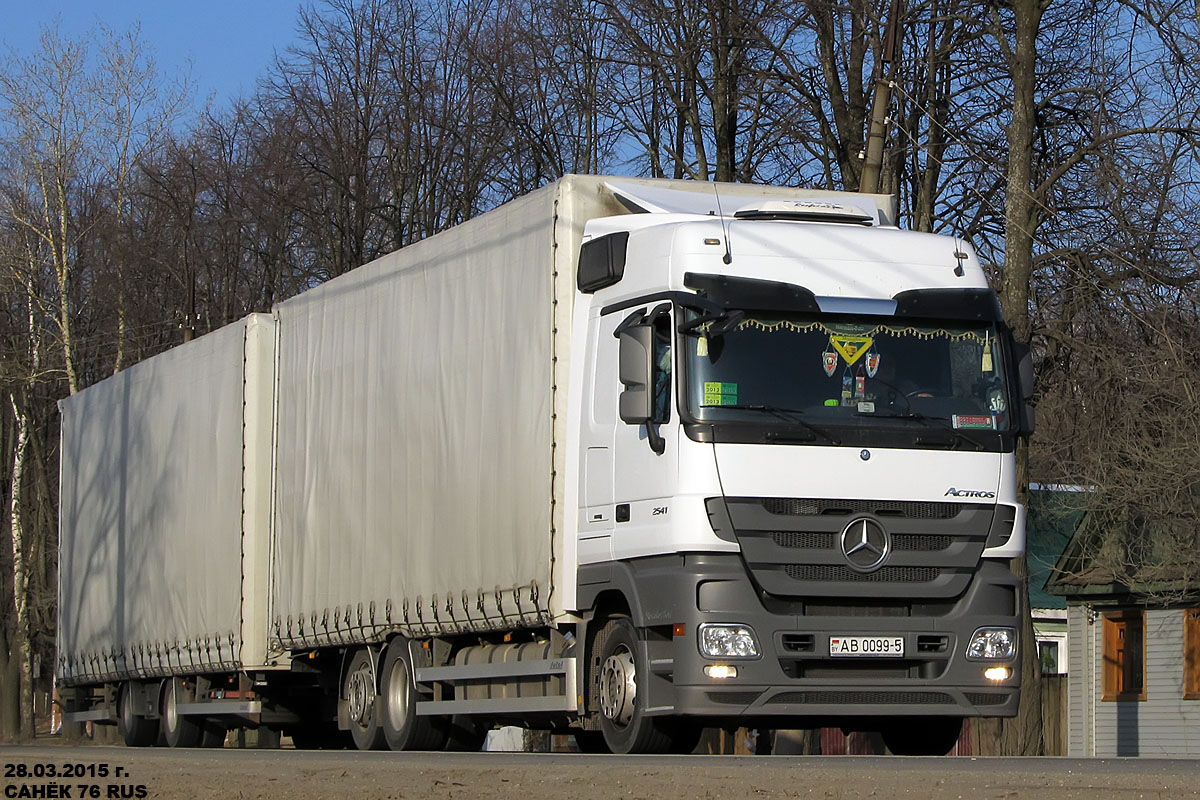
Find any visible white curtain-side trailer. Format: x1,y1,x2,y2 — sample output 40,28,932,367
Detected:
59,176,1033,754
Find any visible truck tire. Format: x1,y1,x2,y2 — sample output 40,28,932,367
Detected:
881,717,962,756
160,678,203,748
594,618,678,754
344,649,387,750
117,682,159,748
379,639,447,751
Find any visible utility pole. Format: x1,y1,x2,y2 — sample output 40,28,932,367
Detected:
859,0,901,195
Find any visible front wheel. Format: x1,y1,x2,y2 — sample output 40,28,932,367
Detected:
595,618,684,754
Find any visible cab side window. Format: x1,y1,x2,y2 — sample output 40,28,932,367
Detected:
652,314,672,424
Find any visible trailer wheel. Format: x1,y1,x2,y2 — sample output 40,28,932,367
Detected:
160,679,204,748
344,649,387,750
380,640,447,751
881,717,962,756
117,682,159,748
595,618,678,754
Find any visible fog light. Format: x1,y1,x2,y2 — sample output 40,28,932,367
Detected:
984,666,1011,682
966,627,1016,660
704,664,738,679
698,624,760,658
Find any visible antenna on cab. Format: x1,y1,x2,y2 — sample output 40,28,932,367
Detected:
712,181,733,265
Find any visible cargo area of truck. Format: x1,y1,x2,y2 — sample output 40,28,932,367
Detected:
57,314,277,684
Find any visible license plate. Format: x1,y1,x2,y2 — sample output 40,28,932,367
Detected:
829,636,905,657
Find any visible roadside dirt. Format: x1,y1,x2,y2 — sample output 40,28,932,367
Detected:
3,743,1198,800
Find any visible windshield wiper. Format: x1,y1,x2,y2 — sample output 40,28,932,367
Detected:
701,403,841,445
856,409,985,451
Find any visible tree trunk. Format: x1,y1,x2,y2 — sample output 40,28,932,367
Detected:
7,393,34,740
0,625,18,741
989,0,1049,756
995,0,1045,344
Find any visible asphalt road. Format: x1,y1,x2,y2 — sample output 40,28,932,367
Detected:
4,744,1200,799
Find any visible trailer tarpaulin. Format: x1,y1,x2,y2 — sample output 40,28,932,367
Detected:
271,184,574,645
57,315,275,683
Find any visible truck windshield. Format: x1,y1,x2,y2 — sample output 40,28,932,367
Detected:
683,310,1013,437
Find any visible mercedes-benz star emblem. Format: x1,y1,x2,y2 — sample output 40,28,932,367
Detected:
840,517,890,572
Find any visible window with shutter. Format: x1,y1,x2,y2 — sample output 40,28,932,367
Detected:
1102,609,1145,701
1184,609,1200,700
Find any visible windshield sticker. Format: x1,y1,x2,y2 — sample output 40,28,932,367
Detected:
822,350,838,376
824,322,876,335
703,381,739,406
830,335,873,365
866,351,880,377
824,398,839,407
953,415,996,430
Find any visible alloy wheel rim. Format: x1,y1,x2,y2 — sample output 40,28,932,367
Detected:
599,644,636,727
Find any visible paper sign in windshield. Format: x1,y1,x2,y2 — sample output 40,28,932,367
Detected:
829,335,873,366
703,381,739,406
953,415,996,430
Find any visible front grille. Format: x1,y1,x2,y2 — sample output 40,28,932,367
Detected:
804,603,910,617
800,664,912,680
762,498,963,520
893,534,953,552
772,531,835,549
771,691,954,705
772,531,952,552
720,496,994,600
785,564,941,583
966,692,1009,706
781,633,815,652
706,692,761,706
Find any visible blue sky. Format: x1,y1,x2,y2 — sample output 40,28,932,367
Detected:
1,0,306,111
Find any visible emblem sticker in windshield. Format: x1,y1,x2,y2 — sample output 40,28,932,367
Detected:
829,335,873,365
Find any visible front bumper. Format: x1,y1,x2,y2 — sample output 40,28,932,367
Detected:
599,553,1021,723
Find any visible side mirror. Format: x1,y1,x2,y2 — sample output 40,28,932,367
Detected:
1012,340,1036,437
1014,341,1035,401
618,324,654,424
1021,405,1037,437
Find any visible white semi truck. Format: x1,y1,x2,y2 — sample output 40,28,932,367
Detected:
58,175,1034,754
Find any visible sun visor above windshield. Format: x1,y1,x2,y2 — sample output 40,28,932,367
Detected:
684,272,820,313
892,288,1003,321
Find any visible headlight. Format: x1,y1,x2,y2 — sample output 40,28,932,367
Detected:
698,623,760,658
966,627,1016,660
